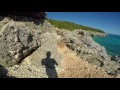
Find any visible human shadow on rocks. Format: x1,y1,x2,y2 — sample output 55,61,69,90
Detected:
0,65,16,78
41,51,58,78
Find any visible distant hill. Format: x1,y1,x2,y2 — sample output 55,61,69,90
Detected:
47,19,105,33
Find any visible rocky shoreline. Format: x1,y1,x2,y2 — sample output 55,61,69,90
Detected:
0,17,120,78
54,27,120,77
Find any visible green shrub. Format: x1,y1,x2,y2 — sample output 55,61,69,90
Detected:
47,19,105,33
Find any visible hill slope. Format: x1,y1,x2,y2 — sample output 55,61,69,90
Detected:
47,19,105,33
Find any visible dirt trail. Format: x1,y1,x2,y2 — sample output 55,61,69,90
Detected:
57,42,111,78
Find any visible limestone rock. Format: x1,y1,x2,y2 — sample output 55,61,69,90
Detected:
60,29,119,74
0,19,41,67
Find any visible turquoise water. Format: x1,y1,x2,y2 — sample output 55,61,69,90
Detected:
93,34,120,56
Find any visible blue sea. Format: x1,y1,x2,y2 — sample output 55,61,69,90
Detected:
93,34,120,56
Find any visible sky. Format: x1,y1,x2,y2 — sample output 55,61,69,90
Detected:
47,12,120,35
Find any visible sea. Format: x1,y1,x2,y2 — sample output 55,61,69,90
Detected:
93,34,120,56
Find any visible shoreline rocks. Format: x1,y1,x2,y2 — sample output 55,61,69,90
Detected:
111,55,120,63
72,29,107,37
55,28,120,76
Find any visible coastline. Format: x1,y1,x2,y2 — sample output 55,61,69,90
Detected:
91,35,114,61
90,32,120,75
54,28,120,77
92,34,120,57
0,18,119,78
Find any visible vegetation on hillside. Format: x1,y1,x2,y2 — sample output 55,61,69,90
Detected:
47,19,105,33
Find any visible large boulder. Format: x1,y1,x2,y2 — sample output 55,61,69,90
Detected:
6,32,63,78
0,19,43,67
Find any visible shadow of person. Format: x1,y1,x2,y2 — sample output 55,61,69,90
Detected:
41,51,58,78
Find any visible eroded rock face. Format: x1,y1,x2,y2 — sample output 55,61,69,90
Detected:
55,29,119,74
0,18,63,78
0,19,42,67
6,31,63,78
62,30,109,64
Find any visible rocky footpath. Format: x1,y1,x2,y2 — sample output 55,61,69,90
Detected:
0,16,119,78
54,28,120,76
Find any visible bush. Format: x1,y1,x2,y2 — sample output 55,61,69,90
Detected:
47,19,105,33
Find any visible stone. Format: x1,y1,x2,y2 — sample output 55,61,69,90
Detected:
0,19,43,67
111,55,120,62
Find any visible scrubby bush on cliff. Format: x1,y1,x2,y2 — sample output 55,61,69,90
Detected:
47,19,105,33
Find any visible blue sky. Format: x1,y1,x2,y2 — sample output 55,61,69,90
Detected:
47,12,120,35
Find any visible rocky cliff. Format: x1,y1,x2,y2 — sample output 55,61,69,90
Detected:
0,16,119,78
74,29,107,37
54,27,120,76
